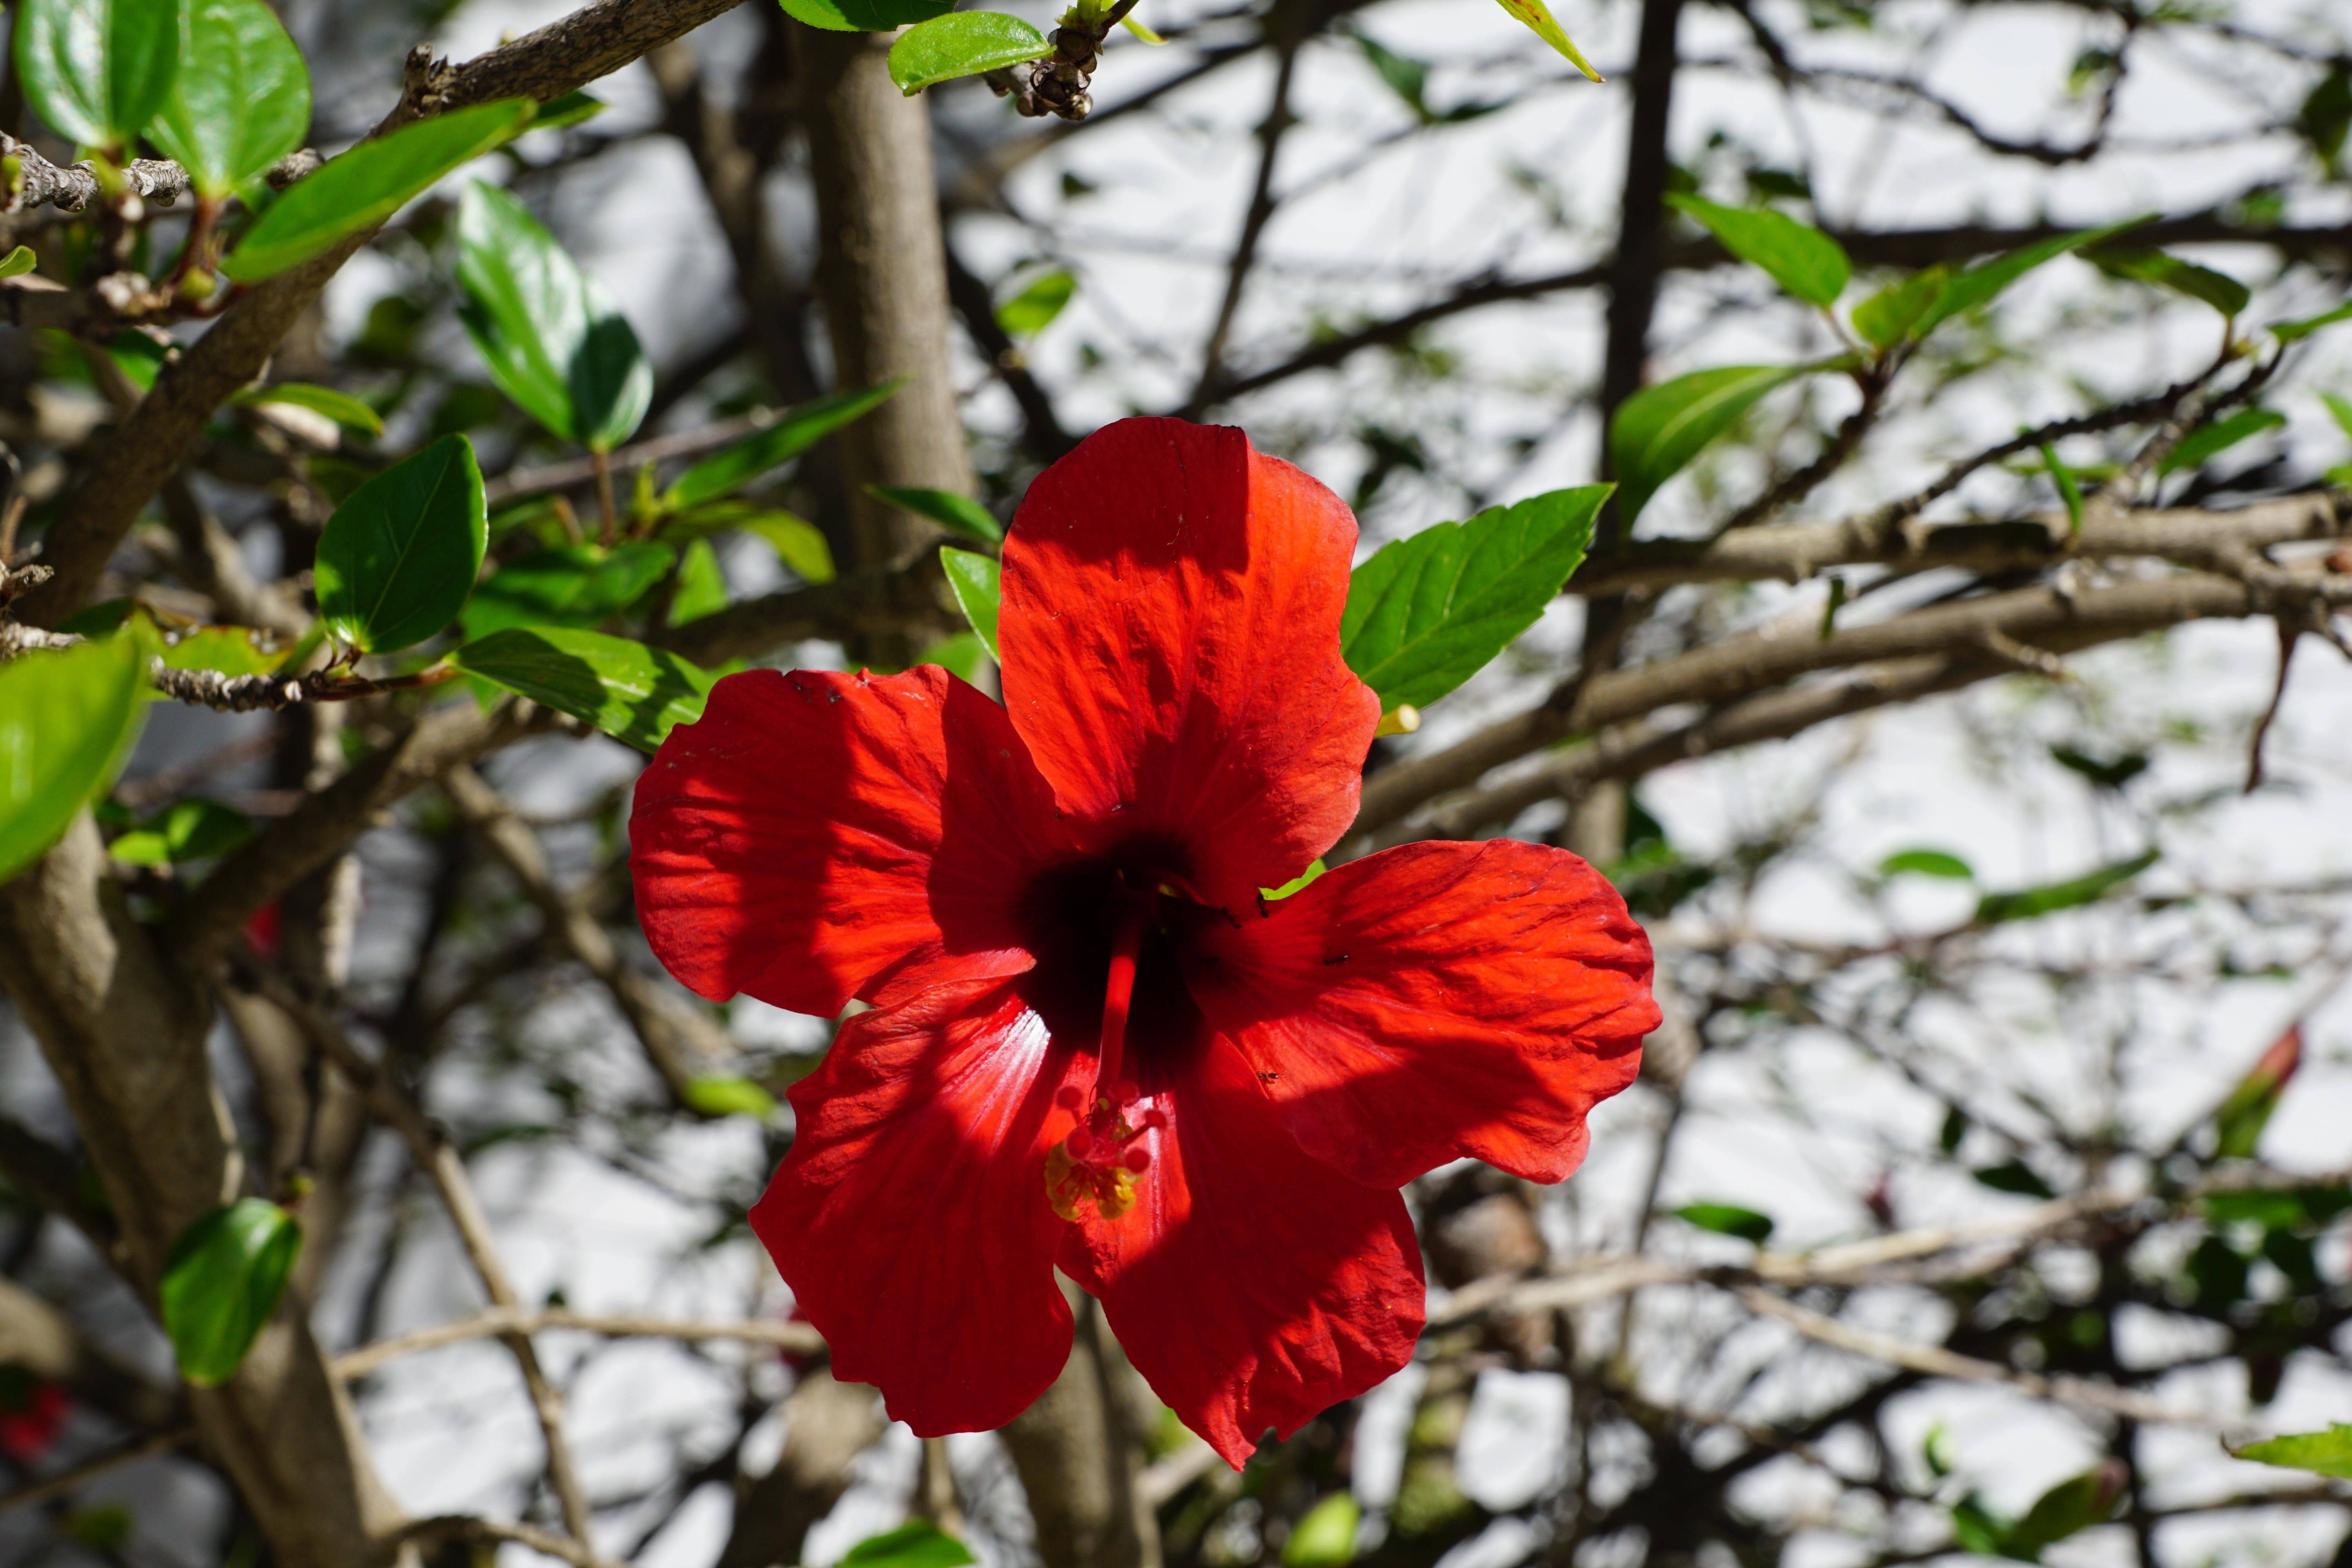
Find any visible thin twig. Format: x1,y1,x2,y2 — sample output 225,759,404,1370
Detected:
0,1428,196,1517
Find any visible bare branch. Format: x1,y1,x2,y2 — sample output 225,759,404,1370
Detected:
333,1306,824,1379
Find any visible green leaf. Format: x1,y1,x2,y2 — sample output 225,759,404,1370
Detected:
1667,194,1849,307
2038,443,2083,535
1911,217,2151,338
1489,0,1601,82
1675,1203,1774,1243
1263,859,1327,901
0,247,36,281
13,0,181,152
865,484,1003,544
735,510,837,585
452,627,716,753
2213,1025,2300,1161
533,90,605,131
108,796,253,865
2002,1465,2124,1556
2203,1185,2352,1230
838,1523,976,1568
1356,32,1430,118
888,11,1053,94
1849,267,1947,349
230,382,385,437
996,269,1075,338
2229,1425,2352,1479
1972,1159,2057,1199
2049,744,2146,790
1339,485,1606,711
159,1198,300,1387
2158,407,2286,475
940,547,1001,660
223,98,537,283
158,623,279,676
668,538,729,627
2087,245,2250,318
454,182,652,453
1973,848,2156,925
664,383,903,511
313,435,488,653
2272,301,2352,343
1283,1494,1362,1566
682,1074,777,1119
1610,364,1813,524
147,0,309,198
0,630,150,883
779,0,952,31
1879,848,1974,880
462,543,675,637
917,631,989,682
2323,393,2352,446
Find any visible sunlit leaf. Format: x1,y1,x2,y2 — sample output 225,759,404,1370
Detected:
313,435,487,653
865,484,1003,544
0,630,150,883
2158,407,2285,475
1610,364,1816,524
461,542,673,638
2229,1425,2352,1479
453,626,716,753
2087,245,2250,318
664,383,902,511
1283,1494,1361,1566
1675,1203,1774,1243
940,546,1000,659
1879,848,1974,880
887,11,1052,94
839,1522,975,1568
160,1198,300,1387
1490,0,1601,82
1972,848,2156,924
1911,217,2152,338
148,0,310,198
996,269,1075,338
1668,194,1850,307
779,0,951,30
108,796,253,865
13,0,180,152
231,382,384,437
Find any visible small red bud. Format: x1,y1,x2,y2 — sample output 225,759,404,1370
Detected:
1122,1146,1151,1173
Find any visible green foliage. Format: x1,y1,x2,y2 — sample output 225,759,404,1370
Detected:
887,12,1053,94
2158,407,2285,474
918,632,989,682
0,628,151,883
940,547,1001,659
1340,485,1605,712
1850,267,1947,347
865,484,1003,544
2272,301,2352,343
13,0,181,152
534,90,605,131
1488,0,1601,82
2230,1425,2352,1478
453,627,716,753
230,382,385,437
159,1198,301,1387
668,539,729,626
1972,1159,2057,1199
313,435,488,653
462,543,674,637
2212,1026,2300,1160
147,0,310,198
777,0,951,32
1263,859,1327,901
838,1522,975,1568
664,383,903,511
108,796,253,864
454,183,652,453
1283,1493,1362,1566
1911,218,2149,338
1675,1203,1774,1243
1973,848,2157,924
682,1074,778,1120
1610,364,1815,524
1879,848,1974,880
1667,194,1850,306
224,98,537,282
2087,245,2250,318
158,623,280,676
0,247,36,281
996,269,1076,338
2048,744,2147,790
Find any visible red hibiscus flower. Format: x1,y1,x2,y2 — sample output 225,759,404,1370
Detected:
630,417,1657,1465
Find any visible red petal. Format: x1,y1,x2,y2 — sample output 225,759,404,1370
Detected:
755,978,1090,1436
998,419,1379,911
630,666,1072,1016
1183,840,1656,1187
1058,993,1423,1467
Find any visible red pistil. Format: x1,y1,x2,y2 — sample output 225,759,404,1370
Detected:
1047,886,1165,1220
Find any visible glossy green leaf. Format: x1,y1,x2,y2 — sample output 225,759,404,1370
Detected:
2230,1425,2352,1479
865,484,1003,544
223,98,537,283
147,0,309,198
453,626,716,753
1675,1203,1774,1243
1340,485,1606,711
159,1198,300,1387
668,539,728,626
462,543,674,637
779,0,951,31
1283,1494,1361,1567
313,434,488,653
733,510,836,585
1849,267,1948,349
0,630,150,883
996,269,1075,338
838,1522,975,1568
455,181,652,453
1973,848,2156,924
231,382,385,437
2158,407,2286,475
682,1074,778,1120
13,0,181,152
108,796,252,865
158,623,280,676
1490,0,1601,81
1911,217,2150,337
2272,301,2352,343
1610,364,1813,524
2087,245,2250,318
0,247,36,281
664,382,902,511
1879,848,1974,880
888,11,1052,94
940,547,1001,660
1667,194,1849,307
